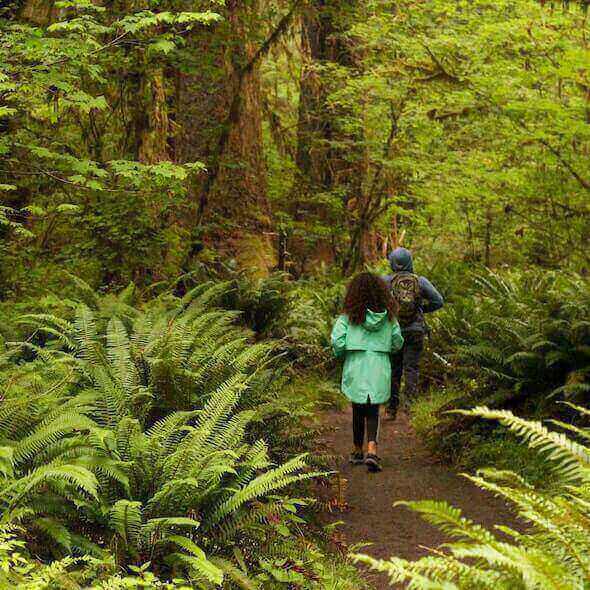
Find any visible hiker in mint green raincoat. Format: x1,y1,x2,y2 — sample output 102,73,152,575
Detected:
331,272,404,472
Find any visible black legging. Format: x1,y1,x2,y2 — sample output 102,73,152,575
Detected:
352,401,380,447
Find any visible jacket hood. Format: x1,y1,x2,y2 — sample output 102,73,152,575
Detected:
363,309,388,331
388,247,414,272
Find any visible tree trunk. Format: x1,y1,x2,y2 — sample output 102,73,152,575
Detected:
137,66,170,164
19,0,60,24
176,1,270,225
209,1,270,227
173,0,278,271
294,1,333,196
292,0,364,274
484,206,493,267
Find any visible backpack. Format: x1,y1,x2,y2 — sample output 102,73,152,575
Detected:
390,272,421,327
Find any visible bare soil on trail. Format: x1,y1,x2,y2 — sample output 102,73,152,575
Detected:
320,408,519,589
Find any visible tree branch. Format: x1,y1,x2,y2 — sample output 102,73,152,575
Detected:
421,43,462,83
537,137,590,191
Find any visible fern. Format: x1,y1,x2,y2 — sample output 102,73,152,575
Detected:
110,500,143,550
356,406,590,589
166,535,224,585
454,407,590,483
0,278,328,584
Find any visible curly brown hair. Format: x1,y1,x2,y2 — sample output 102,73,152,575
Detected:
343,272,398,325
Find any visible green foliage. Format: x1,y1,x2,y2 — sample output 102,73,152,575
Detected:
2,0,590,584
412,267,590,470
223,271,292,335
0,523,194,589
262,0,590,271
410,389,464,452
351,0,590,269
0,1,216,294
356,404,590,589
432,268,590,409
0,278,343,587
275,277,345,371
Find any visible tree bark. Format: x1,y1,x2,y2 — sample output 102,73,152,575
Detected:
176,1,277,233
292,0,365,273
208,0,270,227
173,1,309,272
137,66,170,164
19,0,61,25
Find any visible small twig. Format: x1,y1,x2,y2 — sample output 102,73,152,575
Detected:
31,165,134,193
421,42,462,83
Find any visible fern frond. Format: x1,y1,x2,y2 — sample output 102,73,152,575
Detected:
110,499,143,548
209,556,261,590
33,517,72,552
166,535,224,585
396,500,498,544
211,455,314,523
73,304,106,366
106,317,136,395
13,413,97,465
453,407,590,483
4,464,99,506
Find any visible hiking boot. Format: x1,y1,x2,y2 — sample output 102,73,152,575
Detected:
365,453,382,473
349,451,364,465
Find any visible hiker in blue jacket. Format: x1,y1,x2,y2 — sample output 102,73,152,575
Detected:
382,247,444,419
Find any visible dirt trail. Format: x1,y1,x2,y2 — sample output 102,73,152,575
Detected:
320,408,517,589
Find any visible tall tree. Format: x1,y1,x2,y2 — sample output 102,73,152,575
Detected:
290,0,365,273
175,1,302,269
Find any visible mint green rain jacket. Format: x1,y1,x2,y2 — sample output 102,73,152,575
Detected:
331,310,404,404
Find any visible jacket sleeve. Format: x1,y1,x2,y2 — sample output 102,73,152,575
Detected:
391,320,404,352
419,277,444,313
331,315,349,358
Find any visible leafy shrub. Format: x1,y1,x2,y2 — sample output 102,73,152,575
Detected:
417,268,590,467
0,524,192,589
0,520,364,589
357,404,590,589
410,389,551,484
276,278,345,371
0,278,345,587
431,269,590,409
224,272,293,335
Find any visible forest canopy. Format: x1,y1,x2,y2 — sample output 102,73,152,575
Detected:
1,0,589,295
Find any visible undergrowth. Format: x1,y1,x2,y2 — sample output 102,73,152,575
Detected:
414,267,590,472
0,276,362,589
357,404,590,590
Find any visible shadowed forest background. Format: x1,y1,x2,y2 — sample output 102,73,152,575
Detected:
1,0,589,588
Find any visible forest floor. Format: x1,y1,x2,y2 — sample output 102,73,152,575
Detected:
319,408,519,589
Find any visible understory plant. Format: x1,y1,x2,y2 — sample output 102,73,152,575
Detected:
357,404,590,589
276,277,345,371
415,268,590,468
432,268,590,410
0,278,356,587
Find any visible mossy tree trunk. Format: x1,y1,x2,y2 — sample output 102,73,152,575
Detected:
206,0,270,230
176,1,302,270
137,66,170,164
292,0,365,274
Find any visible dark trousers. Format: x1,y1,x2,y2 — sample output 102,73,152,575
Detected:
389,330,424,411
352,402,380,447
